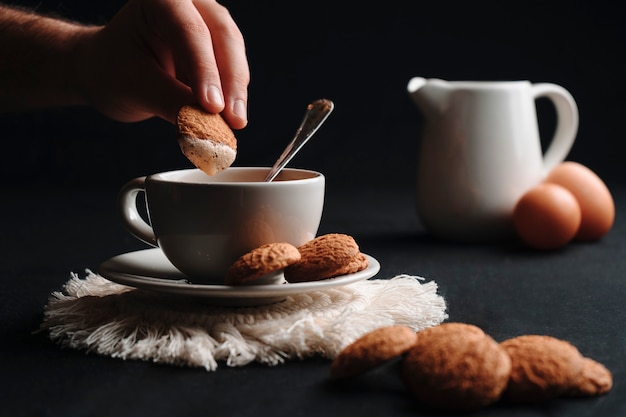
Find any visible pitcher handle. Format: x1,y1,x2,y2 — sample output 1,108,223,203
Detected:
117,176,158,247
532,83,579,175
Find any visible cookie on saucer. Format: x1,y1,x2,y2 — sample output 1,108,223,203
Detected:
225,242,301,286
332,252,369,276
284,233,367,283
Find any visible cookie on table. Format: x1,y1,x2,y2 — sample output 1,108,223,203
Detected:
566,357,613,397
330,325,417,380
284,233,366,283
400,322,512,412
177,104,237,176
225,242,301,286
500,334,585,403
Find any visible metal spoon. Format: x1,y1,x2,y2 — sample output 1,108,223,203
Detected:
264,99,334,182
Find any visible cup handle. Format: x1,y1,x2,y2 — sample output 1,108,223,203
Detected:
117,176,158,247
532,83,579,175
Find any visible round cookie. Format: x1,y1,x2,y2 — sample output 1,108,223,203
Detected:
225,242,301,285
566,357,613,397
400,322,512,412
177,104,237,176
500,335,585,403
284,233,360,283
330,325,417,380
332,252,369,276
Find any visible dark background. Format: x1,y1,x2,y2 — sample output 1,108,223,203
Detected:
2,3,625,416
1,0,624,191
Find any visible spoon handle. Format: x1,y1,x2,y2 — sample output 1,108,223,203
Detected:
264,99,334,182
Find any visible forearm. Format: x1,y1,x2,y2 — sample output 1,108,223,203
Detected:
0,5,99,111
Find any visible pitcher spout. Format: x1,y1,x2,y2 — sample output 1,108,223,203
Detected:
407,77,450,116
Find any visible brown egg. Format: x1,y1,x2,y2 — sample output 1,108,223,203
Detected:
544,162,615,241
513,183,582,250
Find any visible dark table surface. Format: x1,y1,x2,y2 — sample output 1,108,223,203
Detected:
2,179,624,417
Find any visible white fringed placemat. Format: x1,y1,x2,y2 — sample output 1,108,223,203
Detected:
40,271,447,371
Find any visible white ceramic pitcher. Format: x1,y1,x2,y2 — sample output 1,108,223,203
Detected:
407,77,579,242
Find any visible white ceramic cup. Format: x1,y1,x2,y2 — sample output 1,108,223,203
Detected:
117,167,325,283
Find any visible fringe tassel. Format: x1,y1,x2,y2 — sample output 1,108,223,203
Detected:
40,271,447,371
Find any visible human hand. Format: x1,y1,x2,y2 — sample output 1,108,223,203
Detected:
76,0,249,128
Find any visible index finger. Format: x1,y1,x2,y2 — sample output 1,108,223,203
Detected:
195,0,249,129
142,0,225,112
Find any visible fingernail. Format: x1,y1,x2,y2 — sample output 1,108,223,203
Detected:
233,99,247,123
206,86,224,108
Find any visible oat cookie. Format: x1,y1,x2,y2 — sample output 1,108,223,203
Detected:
225,242,301,285
284,233,361,283
400,322,512,412
500,335,585,403
330,325,417,380
177,104,237,176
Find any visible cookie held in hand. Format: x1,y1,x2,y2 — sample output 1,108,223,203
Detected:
225,242,301,286
330,325,417,380
284,233,367,283
177,104,237,176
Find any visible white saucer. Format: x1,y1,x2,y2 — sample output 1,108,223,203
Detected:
98,248,380,306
